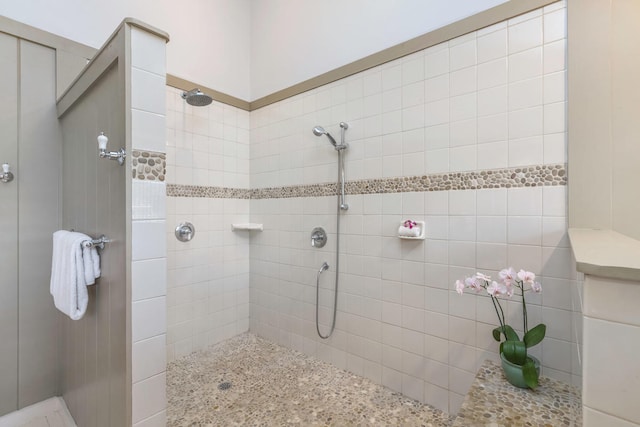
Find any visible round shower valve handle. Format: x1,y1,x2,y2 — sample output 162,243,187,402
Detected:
175,222,195,242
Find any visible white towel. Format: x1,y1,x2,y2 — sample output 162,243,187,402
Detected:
50,230,101,320
398,225,421,237
82,244,101,285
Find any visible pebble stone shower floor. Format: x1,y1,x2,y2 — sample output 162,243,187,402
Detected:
167,333,454,426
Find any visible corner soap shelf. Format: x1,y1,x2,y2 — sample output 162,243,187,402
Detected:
398,221,425,240
231,223,263,231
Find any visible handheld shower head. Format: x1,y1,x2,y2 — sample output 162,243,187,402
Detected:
313,126,326,137
312,125,338,146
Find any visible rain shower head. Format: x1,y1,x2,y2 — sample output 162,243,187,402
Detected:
181,88,213,107
312,125,337,146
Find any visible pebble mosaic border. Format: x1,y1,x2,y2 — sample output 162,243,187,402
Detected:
167,163,566,199
132,150,166,181
166,184,251,199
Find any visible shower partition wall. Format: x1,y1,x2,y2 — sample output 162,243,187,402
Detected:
0,33,61,417
57,20,169,426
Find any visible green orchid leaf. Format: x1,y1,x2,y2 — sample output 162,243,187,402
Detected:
502,325,520,341
502,340,527,365
492,327,502,342
523,324,546,348
493,325,520,342
523,358,539,389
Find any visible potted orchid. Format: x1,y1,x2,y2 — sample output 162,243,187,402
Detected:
455,268,545,389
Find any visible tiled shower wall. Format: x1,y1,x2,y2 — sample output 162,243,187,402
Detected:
249,2,580,414
165,86,251,361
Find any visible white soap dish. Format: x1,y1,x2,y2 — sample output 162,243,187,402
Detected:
398,221,425,240
231,223,263,231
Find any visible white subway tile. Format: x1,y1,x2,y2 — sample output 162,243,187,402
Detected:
478,85,507,117
133,297,166,342
132,181,166,220
132,109,166,153
132,258,167,301
449,119,476,148
425,124,449,150
402,81,425,108
133,410,166,427
584,277,640,327
509,47,542,82
477,141,508,170
508,17,543,54
132,68,166,115
424,74,449,102
508,136,543,167
509,106,543,140
131,27,166,76
544,8,566,43
543,186,567,217
132,372,166,424
543,40,566,74
478,113,508,144
477,28,507,63
450,66,477,96
543,132,566,164
132,220,167,260
544,101,566,134
508,77,542,110
478,58,507,89
583,407,638,427
402,57,424,84
507,216,542,246
477,216,507,243
424,48,449,78
450,93,476,122
450,40,476,71
449,145,476,172
133,335,166,383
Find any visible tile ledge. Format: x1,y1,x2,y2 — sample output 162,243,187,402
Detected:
569,228,640,282
452,359,581,426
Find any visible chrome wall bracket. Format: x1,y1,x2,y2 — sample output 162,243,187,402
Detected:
0,163,14,183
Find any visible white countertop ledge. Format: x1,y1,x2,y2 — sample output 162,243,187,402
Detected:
568,228,640,282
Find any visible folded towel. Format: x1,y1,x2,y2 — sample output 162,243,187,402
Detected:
82,244,101,285
398,225,421,237
50,230,100,320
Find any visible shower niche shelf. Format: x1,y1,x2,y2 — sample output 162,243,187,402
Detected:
231,223,263,232
398,221,426,240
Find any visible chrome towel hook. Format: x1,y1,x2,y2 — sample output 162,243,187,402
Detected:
0,163,14,183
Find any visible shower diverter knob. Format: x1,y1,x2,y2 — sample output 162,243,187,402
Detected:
175,222,195,242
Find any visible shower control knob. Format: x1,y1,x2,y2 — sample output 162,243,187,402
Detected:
175,222,195,242
310,227,327,248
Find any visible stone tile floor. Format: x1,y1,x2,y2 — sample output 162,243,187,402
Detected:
167,333,453,426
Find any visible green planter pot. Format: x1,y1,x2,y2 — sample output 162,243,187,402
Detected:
500,352,541,389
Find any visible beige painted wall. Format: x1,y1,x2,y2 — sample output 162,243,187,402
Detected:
0,33,63,416
568,0,640,240
59,60,128,427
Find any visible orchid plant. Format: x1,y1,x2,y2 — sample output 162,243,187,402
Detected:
455,268,546,389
